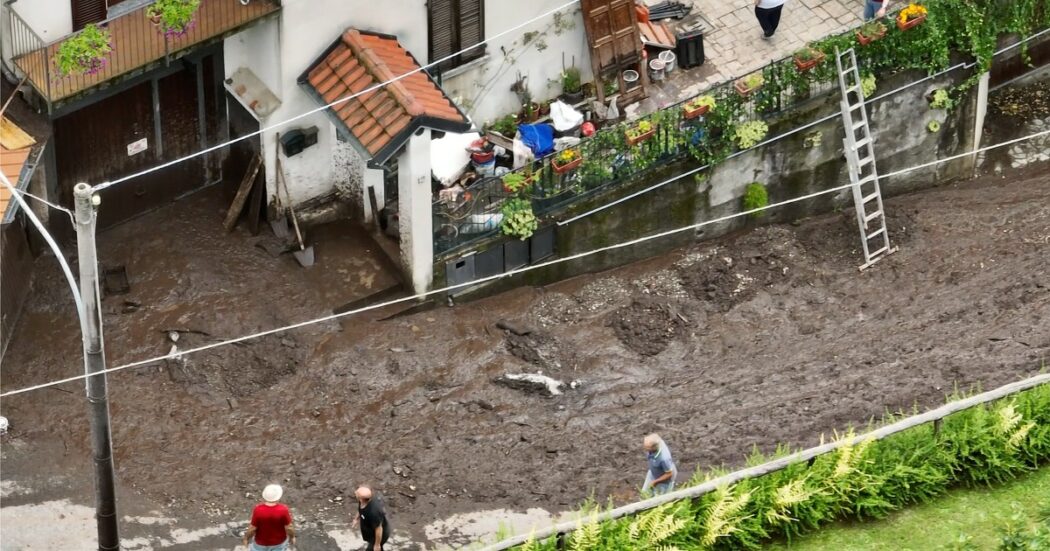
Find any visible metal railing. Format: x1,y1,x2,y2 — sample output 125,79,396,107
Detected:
433,48,840,257
11,0,279,104
6,8,46,60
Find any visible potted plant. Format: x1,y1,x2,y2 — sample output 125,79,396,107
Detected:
897,3,928,31
551,148,582,174
55,24,113,76
683,95,716,119
561,66,584,104
501,172,533,194
487,114,518,138
499,198,538,240
793,46,826,72
734,72,764,97
147,0,200,37
856,20,887,45
625,119,657,146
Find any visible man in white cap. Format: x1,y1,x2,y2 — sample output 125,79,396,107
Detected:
641,433,678,496
243,484,296,550
351,486,390,551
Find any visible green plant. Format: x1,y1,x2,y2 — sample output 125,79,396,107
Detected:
803,130,823,149
555,148,580,165
928,120,941,132
488,114,518,137
858,20,887,39
685,95,717,111
499,198,538,240
733,120,769,149
742,182,769,216
625,120,654,141
603,79,619,97
794,46,822,62
860,73,877,99
741,72,765,90
55,24,112,76
561,67,582,94
930,89,955,110
502,172,532,194
147,0,200,37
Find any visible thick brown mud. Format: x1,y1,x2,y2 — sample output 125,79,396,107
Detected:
2,170,1048,545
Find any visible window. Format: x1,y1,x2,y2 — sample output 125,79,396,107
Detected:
428,0,485,73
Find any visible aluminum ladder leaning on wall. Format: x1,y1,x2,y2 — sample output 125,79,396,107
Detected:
834,47,897,270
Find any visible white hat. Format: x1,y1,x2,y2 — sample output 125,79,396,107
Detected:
262,484,283,503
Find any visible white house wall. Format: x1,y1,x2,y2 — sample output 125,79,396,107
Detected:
1,0,72,71
441,1,591,126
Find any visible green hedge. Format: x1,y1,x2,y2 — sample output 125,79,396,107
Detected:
513,383,1050,550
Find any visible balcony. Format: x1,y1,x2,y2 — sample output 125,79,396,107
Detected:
8,0,279,106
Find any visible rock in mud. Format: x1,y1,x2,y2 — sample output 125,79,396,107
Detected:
505,329,567,372
609,298,686,356
493,373,568,397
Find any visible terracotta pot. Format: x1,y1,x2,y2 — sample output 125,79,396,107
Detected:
897,13,926,31
682,103,710,120
149,13,162,26
551,156,582,174
734,79,761,97
856,27,887,46
625,126,657,146
793,51,826,72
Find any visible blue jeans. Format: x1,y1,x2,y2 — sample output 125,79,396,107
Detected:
250,540,288,551
864,0,885,20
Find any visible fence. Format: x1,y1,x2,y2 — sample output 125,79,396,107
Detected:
10,0,279,105
432,30,843,257
480,373,1050,550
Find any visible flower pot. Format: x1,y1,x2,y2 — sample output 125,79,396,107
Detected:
149,13,162,26
735,79,761,97
520,102,542,122
551,156,582,174
897,13,926,31
502,177,534,194
793,51,826,72
682,103,710,120
625,125,657,146
856,28,887,46
561,90,585,105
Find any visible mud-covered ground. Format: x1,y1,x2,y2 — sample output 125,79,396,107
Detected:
2,163,1049,548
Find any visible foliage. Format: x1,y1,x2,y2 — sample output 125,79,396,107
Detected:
740,72,764,90
997,504,1050,551
732,121,769,149
899,3,929,24
858,20,887,39
510,384,1050,551
742,182,769,216
562,67,583,94
555,148,581,165
860,73,877,99
488,114,519,137
147,0,200,36
794,46,822,62
499,198,537,240
502,172,532,194
55,24,112,76
686,95,717,111
625,120,654,141
930,89,955,110
928,120,941,132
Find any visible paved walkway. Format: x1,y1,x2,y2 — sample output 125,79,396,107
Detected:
642,0,867,112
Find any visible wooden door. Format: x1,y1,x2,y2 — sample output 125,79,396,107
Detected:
581,0,641,77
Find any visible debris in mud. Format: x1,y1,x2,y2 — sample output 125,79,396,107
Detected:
989,79,1050,119
165,333,302,398
609,298,686,356
528,292,583,326
504,328,568,372
494,373,575,397
496,319,533,336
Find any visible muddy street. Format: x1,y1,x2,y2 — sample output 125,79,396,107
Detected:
2,169,1049,548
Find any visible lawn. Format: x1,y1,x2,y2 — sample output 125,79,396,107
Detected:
768,466,1050,550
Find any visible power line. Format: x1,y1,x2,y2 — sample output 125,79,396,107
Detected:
11,188,75,220
3,128,1048,398
92,0,582,192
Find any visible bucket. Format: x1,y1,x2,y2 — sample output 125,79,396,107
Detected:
472,157,496,177
659,50,676,74
649,59,666,81
623,69,640,89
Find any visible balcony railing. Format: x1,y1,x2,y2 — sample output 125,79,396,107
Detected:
11,0,279,105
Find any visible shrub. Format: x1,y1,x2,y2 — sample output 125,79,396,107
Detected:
733,121,769,149
742,182,769,216
562,67,582,94
499,198,537,240
930,89,955,110
56,24,112,76
861,73,877,99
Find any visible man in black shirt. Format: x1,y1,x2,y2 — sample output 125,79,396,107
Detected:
352,486,390,551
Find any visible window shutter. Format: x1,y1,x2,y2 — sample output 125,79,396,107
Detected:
429,0,457,72
71,0,107,30
458,0,485,64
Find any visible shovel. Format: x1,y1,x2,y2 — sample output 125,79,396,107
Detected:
276,157,315,267
269,135,291,240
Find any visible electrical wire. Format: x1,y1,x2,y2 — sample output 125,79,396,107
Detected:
3,127,1049,398
92,0,582,192
11,188,75,222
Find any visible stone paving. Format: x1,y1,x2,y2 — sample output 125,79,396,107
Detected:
635,0,870,115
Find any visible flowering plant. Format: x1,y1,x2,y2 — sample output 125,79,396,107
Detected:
55,24,112,76
148,0,200,37
898,3,927,23
555,149,580,164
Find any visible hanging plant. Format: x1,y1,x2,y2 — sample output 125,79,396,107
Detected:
55,24,113,76
147,0,201,38
860,73,877,99
499,198,538,240
733,120,769,149
897,3,928,31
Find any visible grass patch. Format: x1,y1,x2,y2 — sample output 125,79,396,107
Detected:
768,466,1050,550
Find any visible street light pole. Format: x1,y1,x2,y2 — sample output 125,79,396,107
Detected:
72,182,120,550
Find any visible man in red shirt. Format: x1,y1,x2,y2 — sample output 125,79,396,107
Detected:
243,484,296,550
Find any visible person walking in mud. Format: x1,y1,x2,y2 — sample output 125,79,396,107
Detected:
243,484,296,550
641,433,678,496
352,486,390,551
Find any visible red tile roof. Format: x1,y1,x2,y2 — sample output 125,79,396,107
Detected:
304,29,469,162
1,144,31,219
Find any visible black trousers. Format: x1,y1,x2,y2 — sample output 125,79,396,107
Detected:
755,5,783,37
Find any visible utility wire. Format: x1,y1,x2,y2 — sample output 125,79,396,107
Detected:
11,188,75,222
92,0,582,192
3,128,1049,398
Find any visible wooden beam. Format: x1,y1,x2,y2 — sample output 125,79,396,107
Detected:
223,154,262,231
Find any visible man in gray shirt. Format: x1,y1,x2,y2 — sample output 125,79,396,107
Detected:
642,433,678,496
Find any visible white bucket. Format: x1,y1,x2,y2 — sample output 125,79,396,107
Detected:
623,69,640,88
649,59,666,81
659,50,677,74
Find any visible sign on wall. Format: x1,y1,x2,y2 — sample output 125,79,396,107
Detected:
127,137,148,156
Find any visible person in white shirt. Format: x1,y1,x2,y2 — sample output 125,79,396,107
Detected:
754,0,787,39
